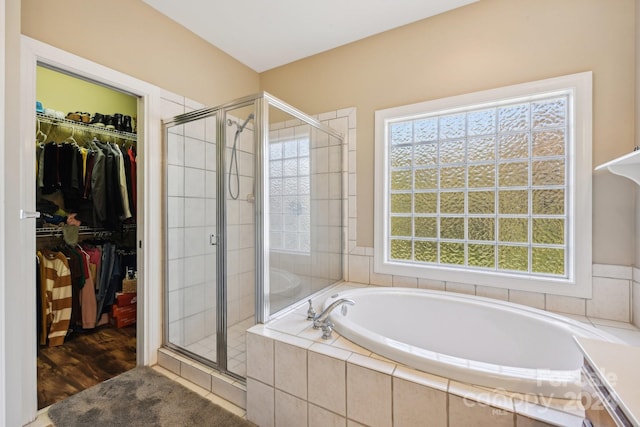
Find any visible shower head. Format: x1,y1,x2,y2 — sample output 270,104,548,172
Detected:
227,113,255,132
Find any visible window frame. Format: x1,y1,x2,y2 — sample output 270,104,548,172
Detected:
374,72,592,298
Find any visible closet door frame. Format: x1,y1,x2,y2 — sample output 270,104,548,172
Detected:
14,36,165,425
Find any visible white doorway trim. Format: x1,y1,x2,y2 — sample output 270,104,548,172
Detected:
12,36,164,425
0,0,7,424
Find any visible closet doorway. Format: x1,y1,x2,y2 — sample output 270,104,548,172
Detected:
34,65,139,409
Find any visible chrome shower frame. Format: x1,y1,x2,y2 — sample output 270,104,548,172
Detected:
161,91,344,379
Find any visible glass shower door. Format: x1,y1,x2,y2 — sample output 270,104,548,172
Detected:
166,113,218,364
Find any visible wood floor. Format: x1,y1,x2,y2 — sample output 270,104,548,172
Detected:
37,324,136,409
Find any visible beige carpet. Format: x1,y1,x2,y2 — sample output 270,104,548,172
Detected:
48,366,255,427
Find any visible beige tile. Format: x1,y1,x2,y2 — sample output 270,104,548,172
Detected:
549,311,591,325
275,390,307,427
369,262,393,286
308,403,346,427
592,264,633,280
275,341,308,399
393,376,447,427
509,290,545,310
539,396,584,418
593,325,640,346
476,285,509,301
588,317,638,330
445,282,476,295
308,351,347,415
211,373,246,409
274,332,314,349
203,392,246,418
246,378,275,427
586,277,630,322
152,364,178,380
418,278,446,291
392,275,418,287
181,362,212,391
246,332,274,385
268,314,313,335
157,350,181,375
393,365,448,392
449,394,515,427
309,342,352,361
448,381,513,412
297,323,340,344
515,415,555,427
172,375,209,397
347,421,366,427
331,336,372,356
348,254,370,284
514,399,584,427
347,353,395,375
369,353,398,365
346,363,392,427
545,294,586,316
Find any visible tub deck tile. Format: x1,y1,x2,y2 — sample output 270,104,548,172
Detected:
393,365,449,392
448,380,514,413
347,353,395,375
309,342,352,361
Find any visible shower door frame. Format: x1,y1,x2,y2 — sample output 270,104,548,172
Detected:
162,94,260,379
258,93,345,323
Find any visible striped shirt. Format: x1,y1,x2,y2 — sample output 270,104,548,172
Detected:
38,250,73,347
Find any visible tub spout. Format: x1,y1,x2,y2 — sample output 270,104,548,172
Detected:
313,298,355,339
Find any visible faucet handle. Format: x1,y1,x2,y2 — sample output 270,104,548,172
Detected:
306,299,316,320
320,321,334,339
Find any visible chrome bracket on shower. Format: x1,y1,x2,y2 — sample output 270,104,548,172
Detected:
210,234,217,246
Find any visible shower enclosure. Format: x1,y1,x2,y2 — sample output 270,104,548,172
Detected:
163,92,344,379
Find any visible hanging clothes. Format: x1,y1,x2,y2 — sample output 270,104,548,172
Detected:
37,250,73,347
128,146,137,214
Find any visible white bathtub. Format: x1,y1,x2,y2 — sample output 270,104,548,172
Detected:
325,287,620,396
270,268,302,298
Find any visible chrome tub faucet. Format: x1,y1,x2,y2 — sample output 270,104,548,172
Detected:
310,298,355,339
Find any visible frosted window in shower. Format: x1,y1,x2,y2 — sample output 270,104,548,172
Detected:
374,72,593,296
269,137,311,254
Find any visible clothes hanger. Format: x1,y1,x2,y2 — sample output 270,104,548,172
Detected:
63,126,79,146
35,120,48,146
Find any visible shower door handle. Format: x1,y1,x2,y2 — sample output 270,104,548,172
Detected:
19,209,41,220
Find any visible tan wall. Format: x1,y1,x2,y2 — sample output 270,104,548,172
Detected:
21,0,260,108
261,0,637,265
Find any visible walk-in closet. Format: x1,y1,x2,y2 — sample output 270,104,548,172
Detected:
34,65,139,409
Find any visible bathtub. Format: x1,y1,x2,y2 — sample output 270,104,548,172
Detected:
324,287,620,396
270,268,302,298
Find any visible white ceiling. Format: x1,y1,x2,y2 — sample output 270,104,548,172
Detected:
141,0,479,72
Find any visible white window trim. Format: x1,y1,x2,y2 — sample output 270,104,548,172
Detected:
374,72,592,298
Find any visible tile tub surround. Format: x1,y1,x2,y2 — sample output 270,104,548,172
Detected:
245,285,592,427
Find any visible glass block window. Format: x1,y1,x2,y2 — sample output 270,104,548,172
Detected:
386,95,569,277
269,137,311,253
